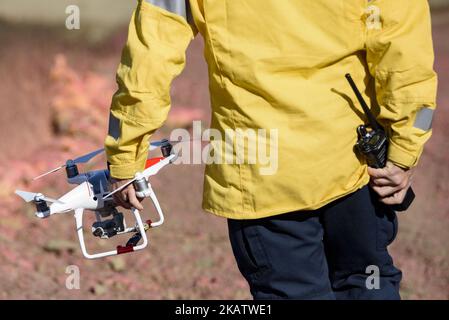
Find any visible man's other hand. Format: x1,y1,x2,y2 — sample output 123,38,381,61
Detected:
368,161,414,206
110,178,144,211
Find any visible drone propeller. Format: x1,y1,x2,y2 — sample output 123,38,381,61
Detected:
149,140,167,148
33,148,104,181
15,190,63,204
33,140,198,181
73,148,104,164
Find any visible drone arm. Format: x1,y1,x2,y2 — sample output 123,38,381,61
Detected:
103,153,176,200
142,154,176,178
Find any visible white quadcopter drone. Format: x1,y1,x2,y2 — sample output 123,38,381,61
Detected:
15,139,176,259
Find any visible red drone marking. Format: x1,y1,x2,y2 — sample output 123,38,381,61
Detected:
117,245,134,254
145,157,164,169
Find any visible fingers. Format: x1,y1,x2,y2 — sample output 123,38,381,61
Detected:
368,164,409,188
368,161,414,205
110,178,145,211
377,180,411,205
112,185,143,211
113,191,131,209
370,183,403,198
369,175,409,196
368,166,402,181
127,187,144,211
370,177,396,187
367,166,387,179
379,187,408,205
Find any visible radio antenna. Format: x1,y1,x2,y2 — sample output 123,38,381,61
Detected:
345,73,379,130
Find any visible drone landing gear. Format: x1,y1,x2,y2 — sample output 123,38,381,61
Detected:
74,171,165,259
75,207,150,259
91,209,152,251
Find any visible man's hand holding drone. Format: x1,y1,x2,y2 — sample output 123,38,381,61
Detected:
110,178,144,211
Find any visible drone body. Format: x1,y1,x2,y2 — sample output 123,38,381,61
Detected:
15,139,175,259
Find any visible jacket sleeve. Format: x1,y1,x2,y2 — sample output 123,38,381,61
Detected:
105,0,195,179
366,0,438,169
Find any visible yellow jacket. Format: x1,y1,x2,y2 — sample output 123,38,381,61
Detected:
105,0,437,219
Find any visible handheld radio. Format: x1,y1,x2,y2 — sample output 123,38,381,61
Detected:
345,73,415,211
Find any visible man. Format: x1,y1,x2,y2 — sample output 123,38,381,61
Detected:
105,0,437,299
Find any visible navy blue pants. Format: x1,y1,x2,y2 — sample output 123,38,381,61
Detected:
227,186,402,300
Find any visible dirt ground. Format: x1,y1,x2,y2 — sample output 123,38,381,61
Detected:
0,8,448,300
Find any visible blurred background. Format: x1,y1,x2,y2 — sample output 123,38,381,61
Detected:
0,0,447,299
